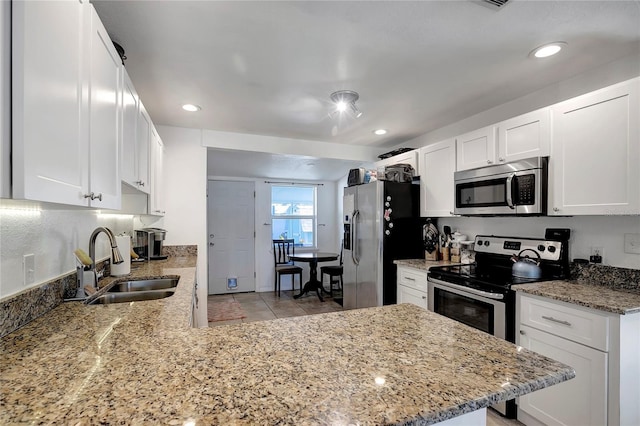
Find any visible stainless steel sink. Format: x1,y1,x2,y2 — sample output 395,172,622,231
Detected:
88,289,176,305
107,278,179,292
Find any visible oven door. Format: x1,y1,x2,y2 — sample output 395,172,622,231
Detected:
427,277,506,339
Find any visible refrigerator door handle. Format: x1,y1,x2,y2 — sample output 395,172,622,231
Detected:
352,210,360,265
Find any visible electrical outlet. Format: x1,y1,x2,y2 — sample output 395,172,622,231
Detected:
23,254,35,286
624,233,640,255
590,247,603,264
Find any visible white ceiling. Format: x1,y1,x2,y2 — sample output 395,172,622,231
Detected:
93,0,640,178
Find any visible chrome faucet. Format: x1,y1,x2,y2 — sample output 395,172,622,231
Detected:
88,227,124,288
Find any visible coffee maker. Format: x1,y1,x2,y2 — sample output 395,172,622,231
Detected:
134,228,168,260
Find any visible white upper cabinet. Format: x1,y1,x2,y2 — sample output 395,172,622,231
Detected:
455,126,496,171
456,109,550,172
12,1,122,208
121,69,139,188
149,127,165,216
12,0,89,206
121,69,150,194
549,78,639,216
497,108,550,163
374,150,419,175
419,139,456,217
87,5,121,209
1,0,10,198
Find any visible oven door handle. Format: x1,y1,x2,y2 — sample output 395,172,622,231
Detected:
506,173,516,209
428,277,505,300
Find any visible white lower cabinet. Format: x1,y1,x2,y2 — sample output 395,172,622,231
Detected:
396,266,428,309
517,293,640,426
518,324,608,426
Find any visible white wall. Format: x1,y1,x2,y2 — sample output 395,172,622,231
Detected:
0,199,133,299
208,175,339,293
437,216,640,269
156,125,208,327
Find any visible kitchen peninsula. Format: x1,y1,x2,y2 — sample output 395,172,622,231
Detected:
0,254,574,425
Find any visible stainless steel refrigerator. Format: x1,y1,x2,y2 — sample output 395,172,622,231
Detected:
342,181,426,309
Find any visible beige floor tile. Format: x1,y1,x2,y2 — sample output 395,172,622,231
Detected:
207,294,234,302
208,319,243,327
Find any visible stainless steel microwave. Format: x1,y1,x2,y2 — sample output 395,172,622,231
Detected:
454,157,548,215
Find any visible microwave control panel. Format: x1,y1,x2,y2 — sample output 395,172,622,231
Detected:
514,174,535,205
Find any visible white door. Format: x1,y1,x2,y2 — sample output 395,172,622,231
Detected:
208,180,256,294
419,139,456,217
456,125,496,171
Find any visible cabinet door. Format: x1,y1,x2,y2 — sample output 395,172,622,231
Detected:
419,139,456,217
137,102,151,195
149,127,165,216
87,5,121,209
0,0,10,198
397,284,428,309
549,78,639,215
497,108,550,163
455,126,496,171
121,68,139,188
12,0,90,206
518,325,608,426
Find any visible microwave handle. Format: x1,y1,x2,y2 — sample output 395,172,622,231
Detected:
506,173,516,209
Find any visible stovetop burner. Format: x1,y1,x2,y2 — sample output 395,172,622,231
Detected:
428,234,569,295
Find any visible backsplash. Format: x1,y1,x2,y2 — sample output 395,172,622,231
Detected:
571,263,640,293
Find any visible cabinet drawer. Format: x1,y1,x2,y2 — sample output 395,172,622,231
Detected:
397,267,428,292
519,294,610,351
397,284,428,309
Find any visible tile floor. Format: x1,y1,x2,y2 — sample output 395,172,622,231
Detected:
207,289,343,326
207,290,523,426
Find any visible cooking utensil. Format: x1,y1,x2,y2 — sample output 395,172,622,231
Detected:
423,219,439,253
511,248,542,279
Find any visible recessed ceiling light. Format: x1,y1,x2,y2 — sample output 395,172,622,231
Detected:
182,104,201,112
530,42,567,58
373,129,388,136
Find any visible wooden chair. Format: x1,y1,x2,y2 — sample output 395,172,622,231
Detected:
273,239,303,296
320,244,343,297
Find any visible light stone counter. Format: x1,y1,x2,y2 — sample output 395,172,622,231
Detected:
1,254,574,425
394,259,464,271
513,280,640,315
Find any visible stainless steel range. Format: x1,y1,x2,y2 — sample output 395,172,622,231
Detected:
427,231,570,417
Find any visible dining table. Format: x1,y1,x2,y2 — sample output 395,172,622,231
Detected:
288,252,339,301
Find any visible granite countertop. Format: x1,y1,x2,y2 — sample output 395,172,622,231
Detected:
513,280,640,315
1,254,575,425
394,259,464,271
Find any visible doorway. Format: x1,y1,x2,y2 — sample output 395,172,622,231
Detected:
207,180,256,294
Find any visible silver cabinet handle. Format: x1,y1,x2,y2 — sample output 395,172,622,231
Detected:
541,315,572,326
84,192,93,199
405,277,416,281
209,242,214,246
421,296,427,300
553,207,560,212
487,160,493,164
91,193,103,201
520,330,525,335
135,180,145,187
263,223,271,226
499,157,505,162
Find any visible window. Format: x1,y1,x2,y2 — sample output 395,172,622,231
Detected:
271,185,316,248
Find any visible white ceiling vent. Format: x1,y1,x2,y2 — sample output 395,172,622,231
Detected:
473,0,512,10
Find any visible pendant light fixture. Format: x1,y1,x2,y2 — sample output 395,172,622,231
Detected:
330,90,363,118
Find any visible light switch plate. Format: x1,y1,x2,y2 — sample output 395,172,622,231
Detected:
624,233,640,255
23,254,35,286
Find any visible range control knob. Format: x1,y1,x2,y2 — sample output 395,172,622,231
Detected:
484,241,490,246
385,230,391,236
477,240,483,246
388,223,394,228
538,245,546,252
386,196,392,201
548,246,557,253
385,202,390,207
